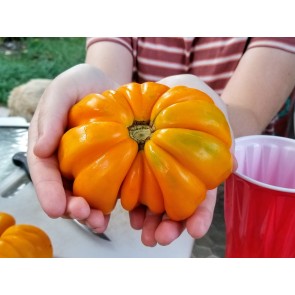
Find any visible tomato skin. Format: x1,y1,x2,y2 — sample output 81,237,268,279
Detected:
68,92,134,128
120,151,165,214
144,140,207,221
120,151,143,211
150,85,214,123
0,240,22,258
0,215,53,258
0,212,16,236
58,122,130,179
153,99,232,148
117,82,169,122
151,128,233,189
58,82,234,221
73,139,138,214
1,225,53,258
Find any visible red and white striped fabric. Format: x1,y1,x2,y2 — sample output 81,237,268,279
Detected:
86,37,295,136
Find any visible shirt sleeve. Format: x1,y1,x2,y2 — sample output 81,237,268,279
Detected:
247,37,295,54
86,37,133,55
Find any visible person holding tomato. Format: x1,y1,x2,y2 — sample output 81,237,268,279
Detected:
27,37,295,247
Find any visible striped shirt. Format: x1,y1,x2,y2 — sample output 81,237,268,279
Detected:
87,37,295,136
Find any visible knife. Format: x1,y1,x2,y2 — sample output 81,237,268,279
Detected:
7,151,111,242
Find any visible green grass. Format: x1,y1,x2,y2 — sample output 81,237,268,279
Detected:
0,37,86,105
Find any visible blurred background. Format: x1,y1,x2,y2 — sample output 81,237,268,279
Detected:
0,37,86,106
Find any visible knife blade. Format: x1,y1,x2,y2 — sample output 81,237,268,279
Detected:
9,151,111,242
73,219,111,241
0,166,30,198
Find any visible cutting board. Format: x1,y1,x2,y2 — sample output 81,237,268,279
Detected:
0,182,194,258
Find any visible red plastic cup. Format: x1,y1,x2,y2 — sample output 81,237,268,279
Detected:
224,135,295,258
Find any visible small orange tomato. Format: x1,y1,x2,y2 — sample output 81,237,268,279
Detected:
1,224,53,258
0,212,53,258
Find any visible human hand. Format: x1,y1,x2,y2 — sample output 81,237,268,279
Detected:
27,64,119,232
129,188,218,246
128,74,235,246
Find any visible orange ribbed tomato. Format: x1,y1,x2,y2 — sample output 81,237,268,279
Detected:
0,212,53,258
0,212,16,236
58,82,234,221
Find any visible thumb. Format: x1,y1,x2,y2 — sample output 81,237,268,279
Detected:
32,64,120,158
32,90,69,158
35,118,67,159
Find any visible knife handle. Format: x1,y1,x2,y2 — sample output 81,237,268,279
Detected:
12,152,31,181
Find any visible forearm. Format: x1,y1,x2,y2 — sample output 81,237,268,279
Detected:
85,41,133,85
225,104,261,138
221,47,295,138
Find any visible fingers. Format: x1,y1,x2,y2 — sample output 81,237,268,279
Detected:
130,207,185,247
34,92,70,158
141,210,162,247
65,195,91,220
186,188,217,239
29,155,67,218
129,206,146,230
64,194,110,233
155,217,185,246
27,110,67,218
130,188,217,247
42,190,110,234
86,211,110,233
